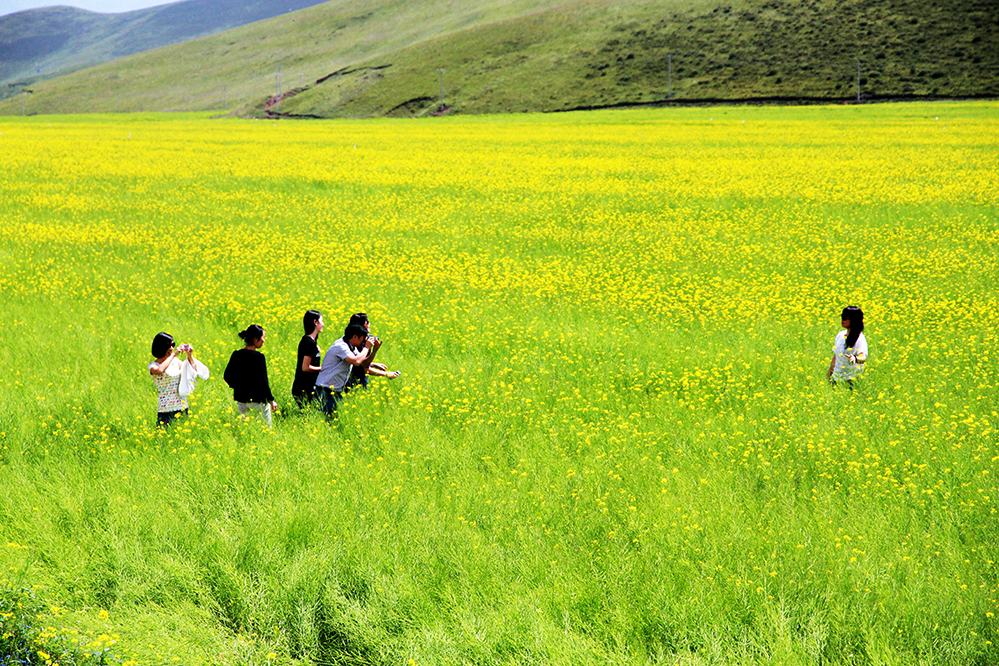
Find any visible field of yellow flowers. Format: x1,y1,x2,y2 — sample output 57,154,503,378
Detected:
0,102,997,665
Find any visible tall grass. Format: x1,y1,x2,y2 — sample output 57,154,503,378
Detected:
0,102,996,664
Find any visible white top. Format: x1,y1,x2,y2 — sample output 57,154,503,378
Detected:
316,338,356,392
831,330,868,381
179,358,210,397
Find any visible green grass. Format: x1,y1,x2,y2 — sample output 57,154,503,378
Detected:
0,102,997,664
283,0,999,118
2,0,997,119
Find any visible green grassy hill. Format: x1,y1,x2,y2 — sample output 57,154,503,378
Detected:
0,0,331,100
2,0,997,118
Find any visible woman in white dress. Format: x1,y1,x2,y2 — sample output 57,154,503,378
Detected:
827,306,868,386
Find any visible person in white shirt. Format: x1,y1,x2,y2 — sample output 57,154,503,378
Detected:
827,305,868,385
314,323,378,419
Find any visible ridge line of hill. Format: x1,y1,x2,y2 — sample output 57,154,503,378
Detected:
0,0,332,98
2,0,997,118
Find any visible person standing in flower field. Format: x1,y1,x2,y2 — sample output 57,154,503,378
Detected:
223,324,279,427
149,332,209,427
344,312,401,392
314,323,376,419
292,309,324,407
828,305,868,386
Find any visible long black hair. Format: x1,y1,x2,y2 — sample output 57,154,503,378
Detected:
842,306,864,349
303,310,322,335
238,324,265,346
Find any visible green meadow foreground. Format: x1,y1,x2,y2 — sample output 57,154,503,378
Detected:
0,103,996,665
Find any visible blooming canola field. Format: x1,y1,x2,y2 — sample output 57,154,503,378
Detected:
0,103,997,665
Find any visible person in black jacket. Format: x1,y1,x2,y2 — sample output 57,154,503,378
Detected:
343,312,401,392
224,324,278,427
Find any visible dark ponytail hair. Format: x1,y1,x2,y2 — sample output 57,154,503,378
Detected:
151,332,174,358
842,306,864,349
303,310,322,335
348,312,369,328
239,324,265,345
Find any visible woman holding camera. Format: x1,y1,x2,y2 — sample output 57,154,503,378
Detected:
224,324,279,427
149,332,202,427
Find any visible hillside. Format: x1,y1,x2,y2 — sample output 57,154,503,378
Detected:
0,0,331,99
2,0,997,118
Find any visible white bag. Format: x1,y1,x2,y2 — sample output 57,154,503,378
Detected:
179,359,210,397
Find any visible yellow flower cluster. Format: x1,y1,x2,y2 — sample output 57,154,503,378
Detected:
0,102,995,663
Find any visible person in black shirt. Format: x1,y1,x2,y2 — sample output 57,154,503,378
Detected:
292,309,324,407
223,324,278,427
344,312,401,392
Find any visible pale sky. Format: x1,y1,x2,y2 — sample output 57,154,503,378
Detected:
0,0,170,16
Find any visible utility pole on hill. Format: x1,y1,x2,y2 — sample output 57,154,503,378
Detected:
437,68,446,110
276,65,283,114
668,53,673,98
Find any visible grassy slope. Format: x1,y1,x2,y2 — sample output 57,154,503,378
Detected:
285,0,999,117
0,0,568,115
0,7,112,89
2,0,997,118
0,0,331,99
